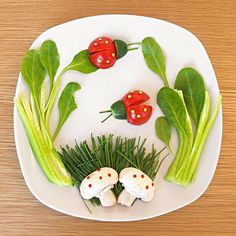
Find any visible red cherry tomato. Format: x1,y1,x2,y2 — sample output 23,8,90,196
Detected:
100,89,152,126
88,37,116,54
123,90,150,107
89,51,116,69
88,37,117,69
126,104,152,126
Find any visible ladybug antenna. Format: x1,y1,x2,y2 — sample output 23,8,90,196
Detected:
127,42,141,52
127,42,141,46
101,113,113,123
99,109,112,114
127,47,139,51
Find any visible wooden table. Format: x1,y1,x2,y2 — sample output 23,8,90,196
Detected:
1,1,235,235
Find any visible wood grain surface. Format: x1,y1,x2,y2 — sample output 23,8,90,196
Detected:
0,0,236,235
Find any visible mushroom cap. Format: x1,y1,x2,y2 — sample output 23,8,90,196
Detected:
80,167,118,199
119,167,155,202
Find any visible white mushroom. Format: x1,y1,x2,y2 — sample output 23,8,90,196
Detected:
80,167,118,207
118,167,155,207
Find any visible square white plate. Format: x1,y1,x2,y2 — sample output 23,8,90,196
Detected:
14,14,222,221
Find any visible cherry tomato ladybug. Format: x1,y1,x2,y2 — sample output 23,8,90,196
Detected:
88,37,139,69
100,90,152,126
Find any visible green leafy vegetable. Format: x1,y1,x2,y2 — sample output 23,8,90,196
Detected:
65,49,98,74
16,40,99,186
18,44,73,186
20,49,52,148
157,87,187,132
60,135,167,206
40,40,60,92
175,67,205,127
142,37,169,87
53,82,81,140
181,92,211,182
157,68,221,187
185,95,221,183
157,87,192,185
141,38,220,185
155,117,172,154
21,50,46,103
16,93,73,186
44,50,98,127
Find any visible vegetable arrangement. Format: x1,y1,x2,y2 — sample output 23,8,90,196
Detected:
15,31,221,212
60,135,167,207
142,38,222,187
100,90,152,125
16,36,140,187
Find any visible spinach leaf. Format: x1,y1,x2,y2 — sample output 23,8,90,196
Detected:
157,87,186,132
40,40,60,92
155,116,172,154
21,49,46,102
142,37,169,87
65,50,98,74
175,67,205,127
53,82,81,140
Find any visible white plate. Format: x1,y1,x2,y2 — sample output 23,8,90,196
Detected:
14,14,222,221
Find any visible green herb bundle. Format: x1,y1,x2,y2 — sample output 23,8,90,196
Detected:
60,135,167,206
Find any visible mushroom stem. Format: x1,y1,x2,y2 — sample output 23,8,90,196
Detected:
97,187,117,207
118,189,136,207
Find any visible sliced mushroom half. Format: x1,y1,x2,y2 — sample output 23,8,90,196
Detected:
118,167,155,207
80,167,118,207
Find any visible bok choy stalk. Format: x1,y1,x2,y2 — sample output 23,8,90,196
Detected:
157,88,193,185
16,93,72,185
141,37,222,187
157,68,221,187
15,40,97,186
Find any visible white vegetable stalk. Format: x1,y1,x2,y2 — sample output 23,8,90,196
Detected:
97,186,117,207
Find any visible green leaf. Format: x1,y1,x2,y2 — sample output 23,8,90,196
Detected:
40,40,60,91
20,49,46,101
142,37,169,87
157,87,187,133
65,49,98,74
175,67,205,127
53,82,81,140
155,116,172,154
